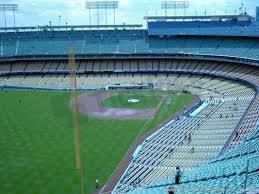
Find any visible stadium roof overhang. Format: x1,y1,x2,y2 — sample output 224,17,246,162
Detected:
0,26,37,31
144,14,254,21
0,24,143,33
38,24,143,30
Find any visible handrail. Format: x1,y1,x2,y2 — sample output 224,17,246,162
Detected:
219,93,257,155
245,123,259,142
211,127,259,165
224,154,259,194
244,155,259,190
224,166,246,194
230,179,246,193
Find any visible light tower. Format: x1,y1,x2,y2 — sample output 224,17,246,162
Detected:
0,4,19,28
256,7,259,22
59,15,61,26
161,1,189,17
85,1,118,26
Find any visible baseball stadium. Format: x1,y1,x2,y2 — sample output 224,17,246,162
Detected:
0,1,258,194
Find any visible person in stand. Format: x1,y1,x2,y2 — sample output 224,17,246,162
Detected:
188,133,192,144
191,147,195,154
184,134,187,141
175,167,182,185
96,179,99,189
235,131,239,140
168,186,174,194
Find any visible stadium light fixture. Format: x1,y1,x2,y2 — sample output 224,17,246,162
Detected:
85,1,118,27
0,4,19,28
59,15,61,26
161,1,189,17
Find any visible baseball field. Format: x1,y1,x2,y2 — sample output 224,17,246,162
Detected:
0,89,194,194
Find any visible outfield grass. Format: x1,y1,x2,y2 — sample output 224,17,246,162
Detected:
0,89,194,194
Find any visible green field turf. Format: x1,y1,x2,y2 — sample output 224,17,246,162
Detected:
0,89,194,194
101,93,160,109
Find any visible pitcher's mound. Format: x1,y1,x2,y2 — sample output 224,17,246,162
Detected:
72,93,162,120
128,99,140,103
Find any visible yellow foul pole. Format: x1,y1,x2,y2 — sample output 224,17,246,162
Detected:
68,47,85,194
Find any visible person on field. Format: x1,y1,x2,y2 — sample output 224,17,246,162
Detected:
96,179,99,189
175,167,182,185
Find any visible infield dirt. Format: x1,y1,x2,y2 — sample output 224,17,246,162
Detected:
72,93,163,120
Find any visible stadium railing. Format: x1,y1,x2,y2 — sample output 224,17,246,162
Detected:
0,53,258,67
223,154,259,194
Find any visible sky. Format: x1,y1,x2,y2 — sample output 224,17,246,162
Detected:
0,0,258,27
